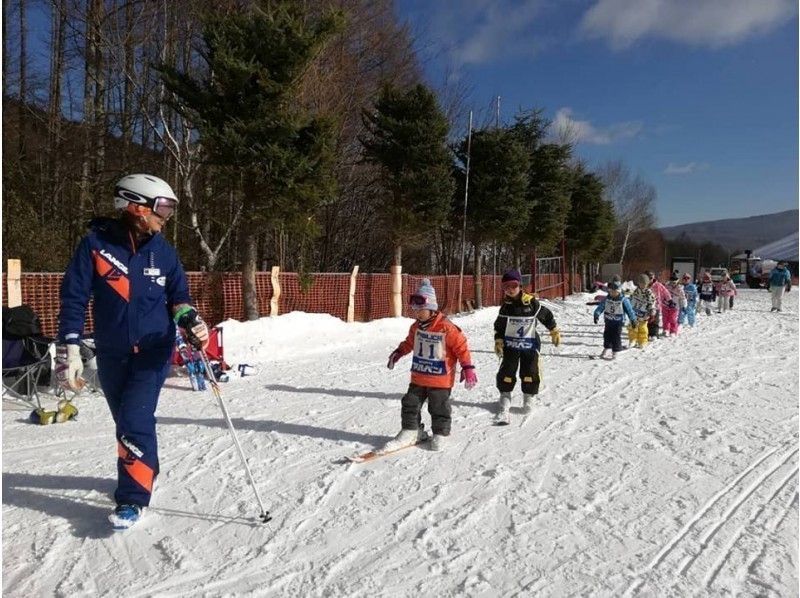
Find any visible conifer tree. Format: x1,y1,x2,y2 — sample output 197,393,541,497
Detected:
565,168,615,263
360,83,454,267
509,109,573,254
157,1,342,319
456,128,529,307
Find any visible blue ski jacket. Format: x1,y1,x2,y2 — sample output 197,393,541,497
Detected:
683,282,698,307
58,218,192,353
769,267,791,289
594,294,637,325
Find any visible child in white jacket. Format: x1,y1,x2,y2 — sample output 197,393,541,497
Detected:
716,276,736,313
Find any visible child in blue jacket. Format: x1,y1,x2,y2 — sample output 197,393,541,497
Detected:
593,281,638,359
679,273,698,327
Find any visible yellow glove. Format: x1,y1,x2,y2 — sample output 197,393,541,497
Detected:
549,328,561,347
494,338,504,358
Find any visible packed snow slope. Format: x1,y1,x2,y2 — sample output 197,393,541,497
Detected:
3,289,798,597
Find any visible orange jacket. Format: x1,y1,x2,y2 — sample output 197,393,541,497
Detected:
394,312,473,389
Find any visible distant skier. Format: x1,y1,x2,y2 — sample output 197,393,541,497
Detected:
56,174,209,530
493,269,560,423
768,261,792,312
662,273,687,336
593,281,637,359
698,271,717,315
384,279,476,452
679,273,698,327
627,273,656,349
716,275,737,313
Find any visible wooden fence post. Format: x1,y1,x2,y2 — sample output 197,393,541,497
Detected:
7,259,22,307
390,265,402,317
270,266,281,317
347,265,359,323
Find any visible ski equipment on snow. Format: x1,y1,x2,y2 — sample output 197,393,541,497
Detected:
347,435,431,463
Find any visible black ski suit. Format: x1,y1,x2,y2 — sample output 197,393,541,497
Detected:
494,292,557,395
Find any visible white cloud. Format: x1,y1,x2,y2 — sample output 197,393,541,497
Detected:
664,162,710,175
552,108,642,144
579,0,797,48
416,0,546,68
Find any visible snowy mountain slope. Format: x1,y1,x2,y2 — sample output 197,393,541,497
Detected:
3,289,798,597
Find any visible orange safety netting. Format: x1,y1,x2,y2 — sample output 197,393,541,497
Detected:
3,268,581,337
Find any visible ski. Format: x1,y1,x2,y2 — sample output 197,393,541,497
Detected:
346,438,429,463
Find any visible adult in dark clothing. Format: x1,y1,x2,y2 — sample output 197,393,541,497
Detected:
493,270,560,422
56,174,210,530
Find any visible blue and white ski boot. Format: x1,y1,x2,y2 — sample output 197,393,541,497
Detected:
109,504,143,530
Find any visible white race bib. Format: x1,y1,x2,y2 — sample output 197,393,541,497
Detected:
411,330,446,376
504,316,538,351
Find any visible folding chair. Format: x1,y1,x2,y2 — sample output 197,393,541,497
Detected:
2,336,55,409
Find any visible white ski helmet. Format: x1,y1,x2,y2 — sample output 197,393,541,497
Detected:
113,174,178,212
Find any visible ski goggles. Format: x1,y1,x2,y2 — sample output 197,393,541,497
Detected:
409,294,430,307
152,197,178,220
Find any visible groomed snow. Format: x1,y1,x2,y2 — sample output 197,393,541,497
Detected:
3,289,798,596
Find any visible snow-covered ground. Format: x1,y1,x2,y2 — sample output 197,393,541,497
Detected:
3,289,798,597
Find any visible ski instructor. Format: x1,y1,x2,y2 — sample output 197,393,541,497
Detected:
56,173,209,529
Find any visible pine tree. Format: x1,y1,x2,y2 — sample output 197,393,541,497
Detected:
360,83,454,267
565,168,615,263
509,109,573,255
157,1,342,319
456,128,529,307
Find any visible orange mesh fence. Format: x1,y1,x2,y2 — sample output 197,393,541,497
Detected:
3,267,583,336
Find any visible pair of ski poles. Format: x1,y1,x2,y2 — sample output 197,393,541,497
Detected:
196,349,272,523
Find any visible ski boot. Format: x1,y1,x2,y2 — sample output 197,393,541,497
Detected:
522,394,535,413
109,504,143,530
429,434,447,452
380,425,428,453
494,392,511,425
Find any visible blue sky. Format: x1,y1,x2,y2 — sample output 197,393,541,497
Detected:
396,0,798,227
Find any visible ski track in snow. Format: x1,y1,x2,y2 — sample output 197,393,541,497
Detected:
3,289,797,596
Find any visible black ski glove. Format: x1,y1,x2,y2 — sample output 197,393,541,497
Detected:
174,306,209,350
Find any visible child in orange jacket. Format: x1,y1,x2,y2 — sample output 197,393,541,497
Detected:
385,279,476,452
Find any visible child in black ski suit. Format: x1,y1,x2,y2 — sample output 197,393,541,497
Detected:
493,270,560,421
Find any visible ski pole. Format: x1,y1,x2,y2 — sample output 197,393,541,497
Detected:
198,350,272,523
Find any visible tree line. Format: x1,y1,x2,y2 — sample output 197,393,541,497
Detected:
3,0,662,315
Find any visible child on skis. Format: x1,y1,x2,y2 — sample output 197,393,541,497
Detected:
493,269,560,423
662,273,687,336
716,274,737,313
679,273,698,327
698,271,716,315
385,279,477,452
627,273,656,349
646,271,670,340
593,281,637,359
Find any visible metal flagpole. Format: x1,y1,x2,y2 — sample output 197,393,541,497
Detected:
457,111,473,313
